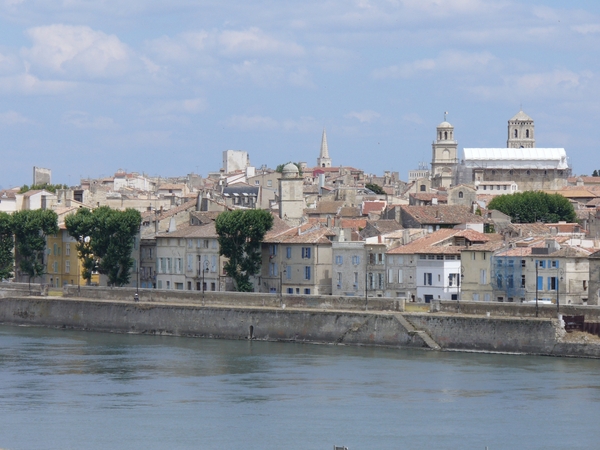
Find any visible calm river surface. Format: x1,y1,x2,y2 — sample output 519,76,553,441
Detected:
1,325,599,450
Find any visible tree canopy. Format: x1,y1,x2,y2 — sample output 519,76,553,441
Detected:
215,209,274,292
365,183,385,195
65,207,142,286
487,191,577,224
275,162,303,176
12,209,59,282
0,212,14,280
19,183,69,194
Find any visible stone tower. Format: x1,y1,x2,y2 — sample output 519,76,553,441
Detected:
430,116,458,189
507,110,535,148
279,163,304,225
317,128,332,168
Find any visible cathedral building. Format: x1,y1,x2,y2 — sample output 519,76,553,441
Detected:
429,110,571,192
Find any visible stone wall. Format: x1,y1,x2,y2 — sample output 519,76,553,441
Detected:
61,285,404,312
433,300,600,321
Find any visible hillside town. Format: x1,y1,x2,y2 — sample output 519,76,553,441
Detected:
3,110,600,306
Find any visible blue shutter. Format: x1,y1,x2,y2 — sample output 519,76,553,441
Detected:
537,276,543,290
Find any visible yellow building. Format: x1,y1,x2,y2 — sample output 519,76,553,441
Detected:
46,225,98,288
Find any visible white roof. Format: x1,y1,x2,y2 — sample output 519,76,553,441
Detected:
463,148,568,170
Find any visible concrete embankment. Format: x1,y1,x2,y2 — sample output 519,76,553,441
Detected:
1,288,599,358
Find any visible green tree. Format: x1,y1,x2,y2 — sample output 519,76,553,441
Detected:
216,209,274,292
12,209,59,284
275,162,303,176
365,183,385,195
19,183,69,194
65,207,142,286
593,170,599,177
0,212,14,280
488,191,576,223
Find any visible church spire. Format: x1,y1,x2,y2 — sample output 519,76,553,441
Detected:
317,128,332,168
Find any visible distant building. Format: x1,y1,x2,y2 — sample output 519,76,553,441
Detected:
223,150,251,174
317,128,332,168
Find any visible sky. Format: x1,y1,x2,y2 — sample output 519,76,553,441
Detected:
1,0,600,188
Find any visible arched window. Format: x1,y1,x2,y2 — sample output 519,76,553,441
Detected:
444,131,448,140
458,191,464,198
526,129,530,138
514,129,518,138
439,132,442,140
420,184,426,192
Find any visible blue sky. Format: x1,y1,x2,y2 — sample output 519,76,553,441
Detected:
1,0,600,188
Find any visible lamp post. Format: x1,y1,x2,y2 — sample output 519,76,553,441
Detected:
558,267,564,315
78,235,90,294
365,271,368,311
202,259,210,304
535,262,539,318
280,265,286,306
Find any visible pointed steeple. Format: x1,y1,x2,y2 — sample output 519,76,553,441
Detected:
317,128,332,168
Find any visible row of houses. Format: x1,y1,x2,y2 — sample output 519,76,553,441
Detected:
135,204,600,306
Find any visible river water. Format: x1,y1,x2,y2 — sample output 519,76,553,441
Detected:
1,325,599,450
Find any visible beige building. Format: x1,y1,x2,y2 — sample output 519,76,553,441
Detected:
460,241,505,302
431,119,458,189
155,222,228,292
261,223,334,296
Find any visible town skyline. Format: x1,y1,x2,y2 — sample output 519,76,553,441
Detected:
1,0,600,186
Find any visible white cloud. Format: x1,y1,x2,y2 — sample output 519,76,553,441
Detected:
345,109,380,123
23,24,131,77
218,28,305,57
224,114,279,131
0,110,31,126
223,114,319,132
373,50,497,79
572,24,600,34
402,113,424,125
0,72,72,94
62,111,117,129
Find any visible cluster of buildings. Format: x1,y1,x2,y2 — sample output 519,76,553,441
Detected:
3,110,600,305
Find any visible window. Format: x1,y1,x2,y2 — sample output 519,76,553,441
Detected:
203,240,209,248
187,255,193,272
269,263,278,277
286,247,292,258
424,273,432,286
335,255,343,265
472,293,480,301
521,275,526,288
548,277,557,291
302,247,311,259
175,283,184,290
175,258,182,274
353,272,359,289
66,244,70,256
471,253,476,260
304,288,311,295
53,261,58,273
420,184,426,192
337,272,342,287
521,260,526,268
583,280,588,291
378,273,384,289
496,274,503,288
166,281,171,289
507,275,514,289
286,266,291,279
537,260,545,268
551,260,559,268
458,191,463,198
157,280,163,289
398,269,403,283
269,244,277,256
187,239,193,249
352,255,360,265
65,261,70,273
480,269,487,285
448,273,460,287
304,266,311,280
287,288,294,294
267,180,272,187
187,281,192,290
